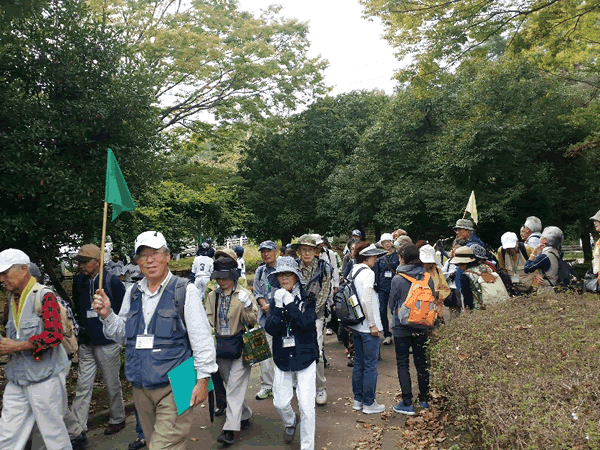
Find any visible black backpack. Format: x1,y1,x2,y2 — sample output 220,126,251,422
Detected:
333,267,366,326
544,249,579,287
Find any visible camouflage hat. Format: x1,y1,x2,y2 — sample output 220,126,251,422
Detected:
291,234,317,249
394,235,413,249
453,219,475,231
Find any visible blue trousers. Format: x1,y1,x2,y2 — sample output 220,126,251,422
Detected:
351,330,380,406
134,408,144,440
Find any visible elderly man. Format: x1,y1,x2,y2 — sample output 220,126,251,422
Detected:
520,216,543,248
253,240,278,400
93,231,217,450
292,234,333,406
71,244,126,437
0,249,70,450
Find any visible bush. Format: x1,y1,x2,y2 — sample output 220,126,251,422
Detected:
431,292,600,449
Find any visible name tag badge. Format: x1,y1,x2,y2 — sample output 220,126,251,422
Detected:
282,336,296,348
511,275,520,284
384,271,393,278
135,335,155,350
220,326,231,336
87,309,98,319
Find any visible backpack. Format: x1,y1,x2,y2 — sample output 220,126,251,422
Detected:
33,284,79,361
333,267,366,326
397,273,436,329
544,249,579,288
464,265,509,308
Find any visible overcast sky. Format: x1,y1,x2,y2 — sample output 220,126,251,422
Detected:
237,0,400,96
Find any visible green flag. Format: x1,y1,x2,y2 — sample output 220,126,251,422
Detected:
105,148,136,221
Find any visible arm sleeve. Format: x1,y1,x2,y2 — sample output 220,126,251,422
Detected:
360,271,376,328
184,284,219,379
524,254,551,274
264,298,286,337
30,291,64,360
101,284,133,346
253,266,267,301
284,296,317,331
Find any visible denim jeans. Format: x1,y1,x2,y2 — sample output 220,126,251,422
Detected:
393,333,430,404
378,291,392,337
352,330,380,406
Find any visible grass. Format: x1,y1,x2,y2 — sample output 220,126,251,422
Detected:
430,291,600,449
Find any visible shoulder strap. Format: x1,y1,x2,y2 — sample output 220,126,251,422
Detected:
518,243,529,261
348,266,367,283
173,276,189,325
383,255,397,275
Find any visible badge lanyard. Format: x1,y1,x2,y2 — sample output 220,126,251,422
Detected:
217,292,233,335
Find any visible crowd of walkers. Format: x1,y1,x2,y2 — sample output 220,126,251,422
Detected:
1,209,599,450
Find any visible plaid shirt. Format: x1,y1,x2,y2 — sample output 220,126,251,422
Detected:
29,291,64,360
300,258,332,314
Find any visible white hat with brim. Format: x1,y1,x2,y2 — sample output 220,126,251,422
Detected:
312,234,324,246
377,233,394,246
0,249,30,273
501,232,519,249
591,210,600,222
449,247,476,265
419,244,442,268
358,244,387,257
135,231,169,254
267,256,306,286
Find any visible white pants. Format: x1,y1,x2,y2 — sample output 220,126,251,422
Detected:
218,357,252,431
259,332,274,389
71,342,125,431
0,374,71,450
273,362,316,450
315,316,326,392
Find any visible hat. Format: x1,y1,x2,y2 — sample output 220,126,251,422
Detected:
215,248,238,261
419,244,442,267
377,233,394,246
351,229,362,237
449,246,476,264
259,240,277,251
0,249,30,273
75,244,102,261
267,256,306,287
291,234,317,249
453,219,475,231
394,235,413,249
312,234,324,246
28,262,42,280
470,244,487,260
358,243,386,257
210,257,240,280
501,232,519,249
233,245,244,257
591,210,600,222
135,231,168,254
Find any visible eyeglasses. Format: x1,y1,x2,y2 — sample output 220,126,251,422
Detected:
137,250,164,263
277,272,295,278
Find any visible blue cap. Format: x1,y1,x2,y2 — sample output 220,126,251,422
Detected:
259,240,277,251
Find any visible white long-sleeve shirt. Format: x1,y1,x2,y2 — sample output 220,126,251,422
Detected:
102,271,218,380
350,263,383,334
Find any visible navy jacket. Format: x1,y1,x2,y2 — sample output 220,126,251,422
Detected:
373,251,400,294
73,269,125,345
264,288,318,372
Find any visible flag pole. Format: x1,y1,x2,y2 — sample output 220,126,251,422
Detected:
98,201,108,294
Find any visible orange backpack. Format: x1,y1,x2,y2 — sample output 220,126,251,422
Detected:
397,273,437,328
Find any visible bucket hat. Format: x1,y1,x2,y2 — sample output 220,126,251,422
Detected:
377,233,394,246
291,234,317,249
471,244,487,260
591,210,600,222
449,246,476,264
453,219,475,231
211,257,240,280
267,256,306,286
394,235,413,249
419,244,442,268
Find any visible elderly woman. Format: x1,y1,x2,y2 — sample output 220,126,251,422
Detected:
264,257,318,450
349,241,387,414
524,226,564,291
373,233,399,345
419,245,450,323
205,257,258,446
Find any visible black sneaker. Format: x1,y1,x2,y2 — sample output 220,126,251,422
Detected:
71,431,90,450
215,404,227,416
217,430,235,446
128,438,147,450
241,419,251,430
284,413,299,444
104,420,126,435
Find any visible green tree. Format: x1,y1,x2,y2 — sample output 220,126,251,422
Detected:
87,0,329,130
0,0,162,267
238,90,390,242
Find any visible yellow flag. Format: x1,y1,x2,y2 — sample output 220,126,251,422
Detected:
465,191,478,224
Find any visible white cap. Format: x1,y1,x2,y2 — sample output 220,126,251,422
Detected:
378,233,394,246
0,249,31,273
501,232,519,249
134,231,168,254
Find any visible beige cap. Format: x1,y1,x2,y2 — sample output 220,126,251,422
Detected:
590,210,600,222
75,244,101,261
449,246,476,264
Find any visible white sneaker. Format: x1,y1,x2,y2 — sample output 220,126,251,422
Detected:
362,402,385,414
383,336,393,345
255,387,273,400
325,328,334,335
352,400,363,411
316,390,327,405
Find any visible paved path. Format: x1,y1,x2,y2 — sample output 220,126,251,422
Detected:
79,333,412,450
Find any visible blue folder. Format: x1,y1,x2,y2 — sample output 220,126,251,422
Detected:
167,357,214,415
